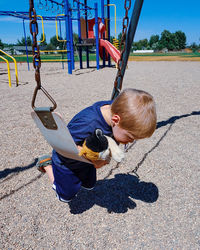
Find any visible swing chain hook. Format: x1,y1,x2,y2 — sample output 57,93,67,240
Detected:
112,0,131,100
29,0,57,111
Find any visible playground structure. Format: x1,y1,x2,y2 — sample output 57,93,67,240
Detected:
0,0,120,75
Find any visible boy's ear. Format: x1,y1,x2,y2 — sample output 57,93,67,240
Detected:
111,114,120,126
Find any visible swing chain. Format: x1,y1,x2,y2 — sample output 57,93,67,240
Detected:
29,1,41,88
29,0,57,111
112,0,131,99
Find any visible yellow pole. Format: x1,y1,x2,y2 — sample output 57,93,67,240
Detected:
55,14,66,42
0,55,12,87
0,49,19,86
105,4,117,39
37,15,45,43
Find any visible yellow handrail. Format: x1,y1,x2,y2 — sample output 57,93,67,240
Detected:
0,49,18,86
0,55,12,87
105,4,117,39
37,15,45,43
55,14,66,42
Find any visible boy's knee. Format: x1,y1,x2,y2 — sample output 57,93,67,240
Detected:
52,183,79,203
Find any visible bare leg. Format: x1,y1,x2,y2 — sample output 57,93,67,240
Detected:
44,165,54,184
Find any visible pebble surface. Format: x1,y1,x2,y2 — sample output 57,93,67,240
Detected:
0,61,199,249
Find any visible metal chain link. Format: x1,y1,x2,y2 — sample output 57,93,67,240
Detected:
112,0,131,98
29,0,57,111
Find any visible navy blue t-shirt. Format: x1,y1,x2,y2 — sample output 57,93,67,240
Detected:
52,100,113,169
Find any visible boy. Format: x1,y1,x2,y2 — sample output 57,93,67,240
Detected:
36,88,157,202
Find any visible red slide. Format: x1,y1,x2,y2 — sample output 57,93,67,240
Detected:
99,39,121,64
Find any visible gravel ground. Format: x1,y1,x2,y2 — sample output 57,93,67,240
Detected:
0,61,199,249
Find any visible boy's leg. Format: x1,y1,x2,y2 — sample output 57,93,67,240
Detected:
36,155,54,184
74,164,96,190
44,165,54,184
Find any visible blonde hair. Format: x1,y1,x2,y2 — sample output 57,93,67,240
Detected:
111,88,157,138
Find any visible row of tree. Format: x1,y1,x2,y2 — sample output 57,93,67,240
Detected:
0,29,200,52
133,30,187,51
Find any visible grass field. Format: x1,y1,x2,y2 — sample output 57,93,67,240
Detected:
0,52,200,63
129,52,200,61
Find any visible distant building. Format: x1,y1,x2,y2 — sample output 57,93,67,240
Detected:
133,50,154,53
183,48,193,53
2,47,12,54
12,46,32,55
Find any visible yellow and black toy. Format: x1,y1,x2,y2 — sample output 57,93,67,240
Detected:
79,129,124,163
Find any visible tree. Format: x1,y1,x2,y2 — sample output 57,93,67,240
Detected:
39,33,47,47
149,35,159,48
45,43,55,52
73,33,79,44
189,42,199,52
139,39,148,49
118,32,122,44
159,30,187,51
0,39,4,49
110,36,115,44
174,31,186,50
131,39,148,50
159,30,172,49
27,36,32,46
50,35,63,49
168,33,179,50
16,36,32,46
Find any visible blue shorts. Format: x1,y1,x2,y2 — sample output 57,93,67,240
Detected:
52,157,96,202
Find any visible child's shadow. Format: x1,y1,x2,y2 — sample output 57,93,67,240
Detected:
69,174,159,214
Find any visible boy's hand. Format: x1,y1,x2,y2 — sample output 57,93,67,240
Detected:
77,145,82,152
91,159,109,169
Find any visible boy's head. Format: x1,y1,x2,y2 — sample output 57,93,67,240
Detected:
111,88,157,144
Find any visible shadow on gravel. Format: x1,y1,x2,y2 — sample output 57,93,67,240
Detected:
69,173,158,214
0,159,38,180
156,110,200,129
0,158,44,201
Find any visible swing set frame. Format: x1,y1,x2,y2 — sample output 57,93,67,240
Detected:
29,0,144,168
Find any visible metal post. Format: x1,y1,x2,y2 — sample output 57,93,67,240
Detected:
112,0,144,100
69,12,75,70
107,0,111,66
84,0,89,68
64,0,72,74
101,0,105,67
59,19,64,69
77,0,83,69
95,3,99,70
23,19,30,71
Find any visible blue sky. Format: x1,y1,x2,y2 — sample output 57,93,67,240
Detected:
0,0,199,45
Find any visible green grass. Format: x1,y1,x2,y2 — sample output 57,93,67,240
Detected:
0,52,199,63
130,52,200,57
0,53,97,63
